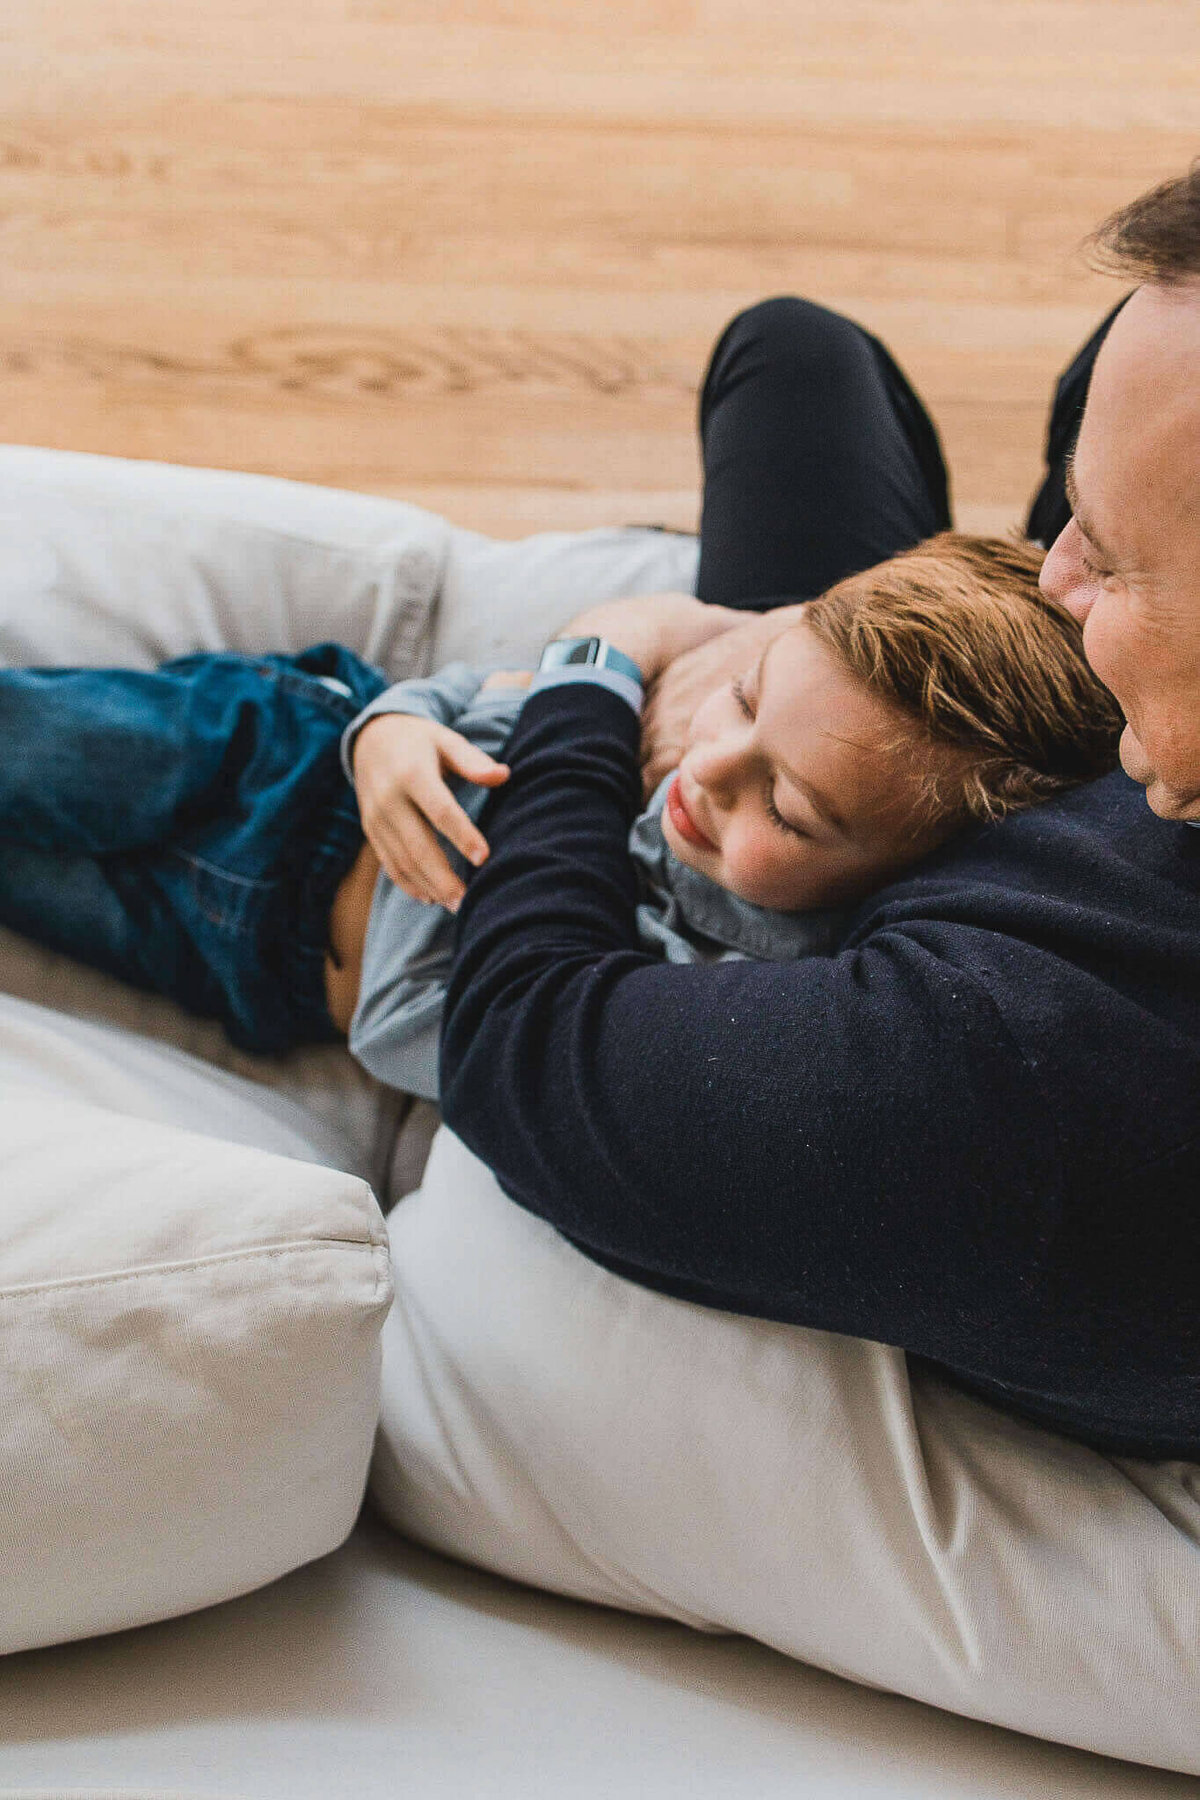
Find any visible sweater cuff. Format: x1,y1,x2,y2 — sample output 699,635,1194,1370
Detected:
528,663,644,716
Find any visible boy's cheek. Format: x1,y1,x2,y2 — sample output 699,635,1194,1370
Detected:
726,846,808,912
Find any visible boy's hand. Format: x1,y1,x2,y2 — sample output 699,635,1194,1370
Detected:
351,713,510,911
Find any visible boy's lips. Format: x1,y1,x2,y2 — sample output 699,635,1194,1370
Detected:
666,775,717,852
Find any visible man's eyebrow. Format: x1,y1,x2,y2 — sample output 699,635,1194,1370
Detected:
1064,447,1119,564
754,636,845,833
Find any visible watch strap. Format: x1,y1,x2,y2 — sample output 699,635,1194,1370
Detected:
539,636,645,687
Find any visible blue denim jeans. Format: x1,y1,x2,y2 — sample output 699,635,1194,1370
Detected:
0,643,387,1053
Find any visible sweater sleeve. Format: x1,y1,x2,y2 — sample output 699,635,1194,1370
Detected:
437,683,1066,1375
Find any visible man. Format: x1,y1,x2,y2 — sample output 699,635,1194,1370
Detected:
372,166,1200,1770
1038,233,1200,821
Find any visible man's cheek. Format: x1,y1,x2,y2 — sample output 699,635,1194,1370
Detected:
1080,608,1125,699
1120,718,1200,819
1118,723,1154,786
1143,775,1200,822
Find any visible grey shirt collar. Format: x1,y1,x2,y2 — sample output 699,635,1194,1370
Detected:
630,776,844,962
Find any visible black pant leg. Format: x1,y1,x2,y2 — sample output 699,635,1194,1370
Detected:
695,297,952,609
1024,293,1134,548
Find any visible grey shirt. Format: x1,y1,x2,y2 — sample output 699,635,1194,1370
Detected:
341,663,842,1100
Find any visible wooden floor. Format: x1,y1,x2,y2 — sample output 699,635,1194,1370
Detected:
3,1,1199,538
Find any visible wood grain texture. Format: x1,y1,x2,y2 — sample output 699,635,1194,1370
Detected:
2,2,1198,536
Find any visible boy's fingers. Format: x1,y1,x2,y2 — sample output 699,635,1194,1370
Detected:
364,826,427,904
362,806,440,906
412,773,493,869
385,848,450,911
392,810,468,911
360,801,441,907
438,731,511,788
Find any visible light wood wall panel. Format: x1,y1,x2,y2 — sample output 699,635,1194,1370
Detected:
2,2,1198,536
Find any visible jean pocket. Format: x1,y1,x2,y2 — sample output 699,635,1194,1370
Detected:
167,847,274,934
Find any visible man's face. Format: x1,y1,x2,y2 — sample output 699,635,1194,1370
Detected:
1039,281,1200,820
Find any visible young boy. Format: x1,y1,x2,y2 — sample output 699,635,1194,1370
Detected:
0,534,1122,1094
330,533,1123,1098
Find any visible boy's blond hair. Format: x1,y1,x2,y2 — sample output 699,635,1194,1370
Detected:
800,532,1124,824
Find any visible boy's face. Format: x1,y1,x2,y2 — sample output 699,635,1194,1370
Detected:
661,621,964,912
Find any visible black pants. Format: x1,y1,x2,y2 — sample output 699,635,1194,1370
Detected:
693,292,1133,611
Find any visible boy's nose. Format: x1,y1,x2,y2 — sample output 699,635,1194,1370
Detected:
688,734,745,800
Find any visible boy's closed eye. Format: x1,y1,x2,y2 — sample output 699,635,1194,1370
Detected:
730,672,830,842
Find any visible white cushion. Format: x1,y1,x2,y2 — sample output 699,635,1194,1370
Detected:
432,519,700,672
0,936,407,1193
0,1085,391,1655
373,1126,1200,1776
3,1509,1184,1800
0,444,449,675
0,984,392,1177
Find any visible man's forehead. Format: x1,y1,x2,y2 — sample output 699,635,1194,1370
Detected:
1090,286,1200,423
1074,284,1200,549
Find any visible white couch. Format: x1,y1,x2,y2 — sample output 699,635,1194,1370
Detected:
0,447,1196,1800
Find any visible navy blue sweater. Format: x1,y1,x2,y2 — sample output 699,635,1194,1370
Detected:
439,684,1200,1461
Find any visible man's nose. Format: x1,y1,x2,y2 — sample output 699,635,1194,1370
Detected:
1039,521,1094,624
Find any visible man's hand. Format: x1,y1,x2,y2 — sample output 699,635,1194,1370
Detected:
556,592,747,686
352,713,510,911
638,603,808,800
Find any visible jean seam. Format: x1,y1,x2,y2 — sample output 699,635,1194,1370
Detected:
164,846,274,890
258,666,362,719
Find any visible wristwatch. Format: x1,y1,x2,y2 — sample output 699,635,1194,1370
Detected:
538,636,644,686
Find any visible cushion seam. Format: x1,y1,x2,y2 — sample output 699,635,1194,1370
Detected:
0,1235,387,1301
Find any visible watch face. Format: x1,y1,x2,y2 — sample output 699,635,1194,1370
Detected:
564,640,598,665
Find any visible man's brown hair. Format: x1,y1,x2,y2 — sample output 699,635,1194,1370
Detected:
1084,158,1200,285
800,532,1124,825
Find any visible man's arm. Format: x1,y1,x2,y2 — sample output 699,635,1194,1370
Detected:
439,680,1063,1370
438,595,1200,1454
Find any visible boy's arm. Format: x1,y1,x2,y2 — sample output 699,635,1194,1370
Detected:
346,650,652,908
340,662,490,782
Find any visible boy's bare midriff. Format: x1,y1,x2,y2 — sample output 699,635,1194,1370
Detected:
323,839,381,1036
